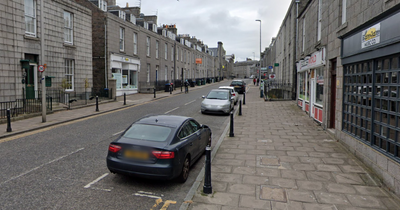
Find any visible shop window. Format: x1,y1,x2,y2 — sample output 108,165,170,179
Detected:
315,68,324,105
343,55,400,161
112,68,122,89
299,72,305,99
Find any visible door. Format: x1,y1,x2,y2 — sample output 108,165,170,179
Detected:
310,70,315,118
330,59,337,128
25,65,37,99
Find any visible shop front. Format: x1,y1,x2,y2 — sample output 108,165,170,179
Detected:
297,47,326,123
110,54,140,96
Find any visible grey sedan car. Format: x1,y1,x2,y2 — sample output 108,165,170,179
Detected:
201,89,234,114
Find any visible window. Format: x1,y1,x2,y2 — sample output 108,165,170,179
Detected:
119,28,124,51
171,46,174,61
342,0,347,24
165,43,168,60
165,66,168,81
177,48,179,61
155,41,159,58
146,37,150,56
315,68,324,105
342,56,400,161
24,0,36,36
64,11,73,44
146,63,150,82
133,33,138,55
317,0,321,41
299,72,305,100
64,59,74,91
181,49,183,61
98,0,107,11
302,17,306,52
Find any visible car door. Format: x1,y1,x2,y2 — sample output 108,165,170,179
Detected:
177,122,197,163
187,120,204,160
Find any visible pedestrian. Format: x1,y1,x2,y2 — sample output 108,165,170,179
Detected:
257,77,260,86
253,77,256,85
184,80,189,93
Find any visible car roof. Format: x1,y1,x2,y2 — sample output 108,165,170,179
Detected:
136,115,190,128
219,86,234,90
210,89,230,92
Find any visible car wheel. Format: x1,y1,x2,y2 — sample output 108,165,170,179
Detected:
177,156,190,183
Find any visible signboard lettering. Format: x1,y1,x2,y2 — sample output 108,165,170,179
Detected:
361,23,380,49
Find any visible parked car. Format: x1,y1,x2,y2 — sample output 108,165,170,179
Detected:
230,80,246,94
107,115,212,183
201,89,234,114
219,86,239,105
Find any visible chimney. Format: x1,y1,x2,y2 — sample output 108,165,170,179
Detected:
126,2,129,7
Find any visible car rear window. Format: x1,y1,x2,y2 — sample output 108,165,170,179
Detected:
123,124,172,142
206,91,229,100
231,81,243,85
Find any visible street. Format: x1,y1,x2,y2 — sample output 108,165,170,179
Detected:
0,81,237,210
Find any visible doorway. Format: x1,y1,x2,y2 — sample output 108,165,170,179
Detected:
25,64,37,99
329,59,337,129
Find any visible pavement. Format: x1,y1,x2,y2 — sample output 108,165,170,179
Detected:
1,82,400,210
186,85,400,210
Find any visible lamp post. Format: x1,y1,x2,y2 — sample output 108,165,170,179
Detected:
255,19,261,85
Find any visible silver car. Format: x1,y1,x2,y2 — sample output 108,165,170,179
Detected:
219,86,239,105
201,89,234,114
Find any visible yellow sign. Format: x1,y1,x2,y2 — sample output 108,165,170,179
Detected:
222,65,225,69
337,79,340,86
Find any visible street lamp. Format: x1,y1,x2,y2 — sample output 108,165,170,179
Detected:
255,19,261,86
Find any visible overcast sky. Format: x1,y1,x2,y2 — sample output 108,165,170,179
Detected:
115,0,293,62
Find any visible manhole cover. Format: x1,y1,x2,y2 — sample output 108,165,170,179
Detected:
260,185,287,202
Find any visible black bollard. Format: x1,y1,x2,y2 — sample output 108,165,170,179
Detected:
203,146,212,194
95,96,99,112
239,100,242,116
243,92,246,105
154,88,156,98
170,85,172,94
6,109,12,132
229,111,234,137
123,93,126,105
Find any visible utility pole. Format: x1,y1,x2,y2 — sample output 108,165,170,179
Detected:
40,0,46,122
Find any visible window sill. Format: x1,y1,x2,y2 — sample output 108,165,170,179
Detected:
336,22,348,35
64,43,76,48
24,34,40,41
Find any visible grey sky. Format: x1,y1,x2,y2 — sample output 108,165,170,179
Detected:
116,0,292,62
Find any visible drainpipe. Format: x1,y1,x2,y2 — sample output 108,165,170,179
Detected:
105,21,108,89
40,0,46,122
295,0,300,101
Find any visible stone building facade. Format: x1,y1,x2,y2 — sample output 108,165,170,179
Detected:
0,0,92,102
269,0,400,197
74,0,225,96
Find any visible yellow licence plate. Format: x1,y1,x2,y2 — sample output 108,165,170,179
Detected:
124,150,149,159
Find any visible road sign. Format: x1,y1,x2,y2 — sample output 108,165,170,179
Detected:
269,74,276,79
268,66,273,69
274,63,279,67
260,67,268,71
38,65,44,72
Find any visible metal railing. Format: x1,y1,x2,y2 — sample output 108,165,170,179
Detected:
263,80,292,100
0,97,52,119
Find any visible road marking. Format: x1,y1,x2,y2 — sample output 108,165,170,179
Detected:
112,130,125,136
134,192,162,199
150,198,176,210
150,198,162,210
184,100,196,106
0,148,84,186
164,107,179,114
84,173,109,189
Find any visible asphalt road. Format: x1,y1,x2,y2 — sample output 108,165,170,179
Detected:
0,80,237,210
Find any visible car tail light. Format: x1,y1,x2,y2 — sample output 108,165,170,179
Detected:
109,144,121,153
232,93,236,96
152,151,175,159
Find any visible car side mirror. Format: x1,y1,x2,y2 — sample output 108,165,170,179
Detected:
202,95,205,99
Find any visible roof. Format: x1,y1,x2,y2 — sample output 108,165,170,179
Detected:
137,115,189,128
219,86,234,90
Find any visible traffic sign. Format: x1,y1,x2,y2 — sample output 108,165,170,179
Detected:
269,74,276,79
268,66,273,69
38,65,44,72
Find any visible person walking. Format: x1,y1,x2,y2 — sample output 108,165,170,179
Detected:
184,80,189,93
257,77,260,86
253,77,256,85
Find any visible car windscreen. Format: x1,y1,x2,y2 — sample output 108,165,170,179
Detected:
231,81,243,85
123,124,172,142
206,91,229,100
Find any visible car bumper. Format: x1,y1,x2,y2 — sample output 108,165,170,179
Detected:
107,156,176,180
201,106,231,114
